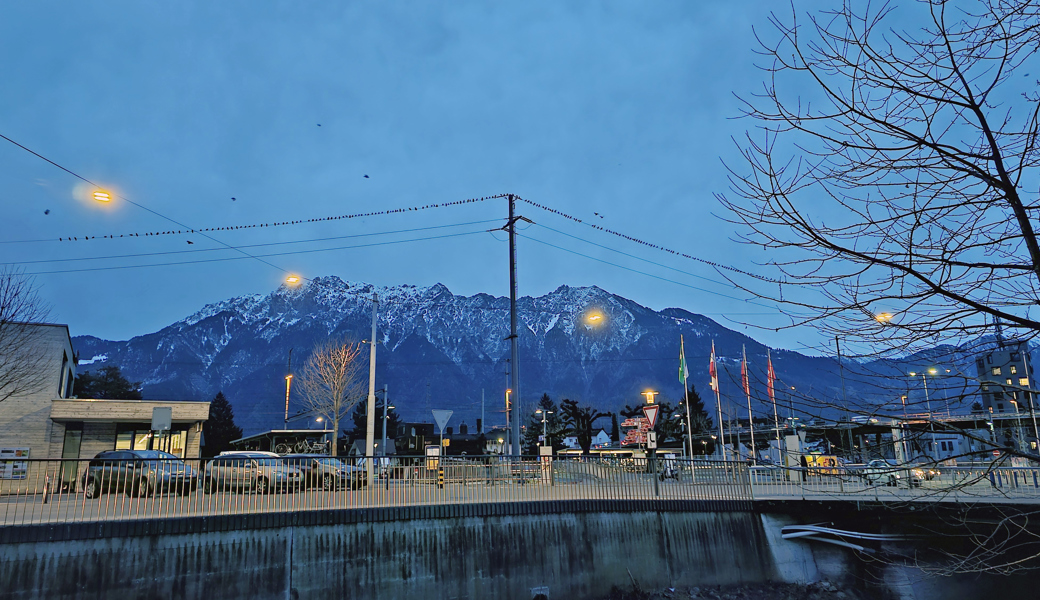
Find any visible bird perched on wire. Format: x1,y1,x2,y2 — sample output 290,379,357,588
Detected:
187,240,194,244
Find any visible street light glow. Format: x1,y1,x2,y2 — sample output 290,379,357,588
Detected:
874,312,894,323
642,390,658,404
92,190,111,202
285,275,301,285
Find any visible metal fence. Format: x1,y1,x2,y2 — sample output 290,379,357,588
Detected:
4,455,1038,527
0,456,751,526
748,463,1040,503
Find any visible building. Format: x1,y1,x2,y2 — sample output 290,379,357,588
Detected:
0,323,210,491
562,429,611,450
975,339,1036,415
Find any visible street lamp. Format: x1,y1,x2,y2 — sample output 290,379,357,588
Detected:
285,274,301,286
585,310,606,326
642,390,658,405
536,409,554,448
92,190,111,203
874,312,894,324
505,388,512,454
381,404,395,457
909,370,937,457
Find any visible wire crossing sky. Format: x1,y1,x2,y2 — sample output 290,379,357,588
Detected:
0,1,821,350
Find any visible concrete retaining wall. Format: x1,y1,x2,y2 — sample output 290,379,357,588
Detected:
0,501,781,600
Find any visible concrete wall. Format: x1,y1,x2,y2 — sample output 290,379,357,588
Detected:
0,501,779,600
2,500,1035,600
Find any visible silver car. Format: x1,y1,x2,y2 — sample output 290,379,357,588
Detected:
204,452,303,494
283,454,367,490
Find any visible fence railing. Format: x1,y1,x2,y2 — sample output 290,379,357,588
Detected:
4,455,1038,528
0,456,751,526
748,463,1040,503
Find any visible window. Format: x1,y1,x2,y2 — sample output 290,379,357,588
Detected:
993,367,1002,376
988,355,993,364
1011,365,1018,374
1011,352,1021,362
57,351,69,398
977,359,986,373
1007,378,1013,386
1020,378,1030,387
997,403,1005,412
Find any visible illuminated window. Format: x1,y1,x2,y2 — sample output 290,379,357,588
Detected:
1011,365,1018,374
993,367,1002,376
1020,378,1029,387
1007,378,1013,386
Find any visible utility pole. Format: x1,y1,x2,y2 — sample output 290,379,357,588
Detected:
365,292,379,484
835,336,852,458
503,194,532,458
283,348,293,429
380,384,390,457
481,389,485,435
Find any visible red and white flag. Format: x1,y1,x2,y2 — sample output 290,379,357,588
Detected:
740,348,750,397
708,341,719,392
767,353,776,405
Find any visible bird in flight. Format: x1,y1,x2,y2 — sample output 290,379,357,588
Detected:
231,197,236,201
187,240,194,245
44,209,50,215
364,175,369,179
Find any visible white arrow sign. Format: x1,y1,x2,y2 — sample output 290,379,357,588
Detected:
432,409,453,433
641,404,660,430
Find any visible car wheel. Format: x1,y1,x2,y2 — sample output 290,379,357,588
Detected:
127,477,150,497
256,477,270,494
84,478,99,499
322,474,335,491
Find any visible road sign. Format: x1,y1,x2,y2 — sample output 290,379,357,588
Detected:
432,409,453,433
641,404,660,429
151,407,172,431
646,431,658,449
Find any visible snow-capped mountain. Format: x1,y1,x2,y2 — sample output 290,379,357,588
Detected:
71,276,896,434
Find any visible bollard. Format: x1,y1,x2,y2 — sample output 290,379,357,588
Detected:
437,467,444,489
43,474,50,505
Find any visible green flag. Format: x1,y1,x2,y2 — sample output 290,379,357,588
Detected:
679,337,689,383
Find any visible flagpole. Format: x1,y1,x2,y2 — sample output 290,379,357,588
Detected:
742,345,756,464
768,349,781,464
680,335,694,460
710,341,726,461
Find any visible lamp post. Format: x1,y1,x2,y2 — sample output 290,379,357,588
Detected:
505,388,512,454
909,371,938,457
536,409,554,449
380,386,394,457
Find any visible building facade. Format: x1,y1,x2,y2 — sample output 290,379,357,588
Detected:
975,340,1036,415
0,323,210,491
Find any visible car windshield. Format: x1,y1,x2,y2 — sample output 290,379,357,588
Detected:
135,451,181,461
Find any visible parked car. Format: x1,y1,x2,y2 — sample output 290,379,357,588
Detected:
83,450,198,498
861,459,922,487
203,452,303,494
909,459,941,481
282,454,367,490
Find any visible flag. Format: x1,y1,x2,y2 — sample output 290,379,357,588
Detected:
741,348,750,397
708,342,719,392
679,335,689,384
766,353,776,405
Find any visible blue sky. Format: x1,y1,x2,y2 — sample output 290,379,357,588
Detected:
1,1,824,352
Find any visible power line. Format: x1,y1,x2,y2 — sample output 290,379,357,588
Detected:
517,231,778,310
1,219,502,266
21,229,488,276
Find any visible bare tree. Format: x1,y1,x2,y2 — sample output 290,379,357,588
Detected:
719,0,1040,355
296,337,367,457
0,267,52,404
718,0,1040,573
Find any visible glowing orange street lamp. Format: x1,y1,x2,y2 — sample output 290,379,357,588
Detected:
93,190,112,203
285,275,301,285
642,390,658,405
874,312,894,324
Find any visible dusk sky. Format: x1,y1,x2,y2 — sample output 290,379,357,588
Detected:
1,1,829,353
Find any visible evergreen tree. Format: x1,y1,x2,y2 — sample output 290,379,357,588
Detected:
347,398,401,449
73,366,142,399
202,392,242,457
522,393,565,454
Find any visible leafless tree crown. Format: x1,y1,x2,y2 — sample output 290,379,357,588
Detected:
0,268,52,403
297,337,367,456
719,0,1040,355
